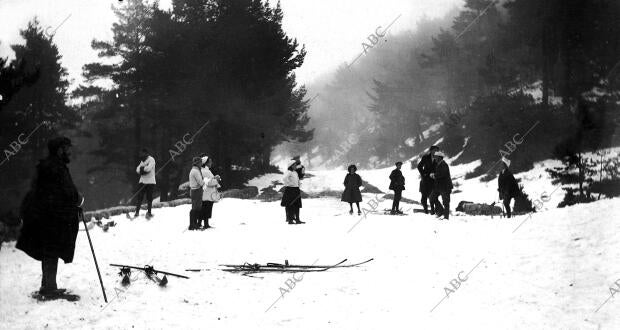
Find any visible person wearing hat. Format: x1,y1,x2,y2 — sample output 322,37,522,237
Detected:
16,137,82,300
389,161,405,215
132,148,156,219
341,164,363,215
429,151,453,220
199,154,221,229
417,145,439,214
498,157,519,218
281,159,305,224
188,157,206,230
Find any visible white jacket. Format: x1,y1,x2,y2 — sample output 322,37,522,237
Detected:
201,166,221,201
282,170,300,187
136,156,156,184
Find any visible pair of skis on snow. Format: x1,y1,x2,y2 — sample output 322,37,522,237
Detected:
219,258,374,275
110,264,189,287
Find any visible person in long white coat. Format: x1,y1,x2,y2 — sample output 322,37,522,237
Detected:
199,155,221,229
133,148,156,218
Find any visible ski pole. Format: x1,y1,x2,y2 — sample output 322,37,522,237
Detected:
79,207,108,303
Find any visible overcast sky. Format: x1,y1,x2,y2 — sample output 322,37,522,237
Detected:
0,0,461,90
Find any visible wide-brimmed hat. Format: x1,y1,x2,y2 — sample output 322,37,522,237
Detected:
287,159,297,168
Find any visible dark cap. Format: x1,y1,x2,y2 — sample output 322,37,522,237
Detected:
347,164,357,172
429,145,439,152
47,137,72,155
395,161,403,166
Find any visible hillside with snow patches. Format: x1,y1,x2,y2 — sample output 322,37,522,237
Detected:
1,152,620,330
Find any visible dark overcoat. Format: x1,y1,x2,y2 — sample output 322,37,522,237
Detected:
16,156,80,263
434,161,453,193
417,153,436,193
498,169,519,199
389,169,405,191
341,173,362,203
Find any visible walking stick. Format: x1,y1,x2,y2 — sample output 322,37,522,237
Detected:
79,207,108,303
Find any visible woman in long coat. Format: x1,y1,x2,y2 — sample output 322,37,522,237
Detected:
281,159,304,224
341,164,362,215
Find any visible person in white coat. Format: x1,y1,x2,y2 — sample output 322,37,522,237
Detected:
199,155,221,229
133,148,156,218
281,159,305,224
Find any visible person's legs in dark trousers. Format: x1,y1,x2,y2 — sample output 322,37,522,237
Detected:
355,202,361,213
285,206,294,224
440,191,451,219
40,254,59,294
134,183,146,216
392,189,402,212
503,196,512,218
430,190,443,216
189,189,202,230
349,202,353,213
145,184,154,215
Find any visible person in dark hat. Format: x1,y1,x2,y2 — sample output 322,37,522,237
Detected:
16,136,82,300
341,164,363,215
281,159,305,224
187,157,205,230
417,145,439,214
498,157,519,218
429,151,453,220
389,161,405,215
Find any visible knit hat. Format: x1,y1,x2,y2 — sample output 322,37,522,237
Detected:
501,157,511,167
192,157,202,167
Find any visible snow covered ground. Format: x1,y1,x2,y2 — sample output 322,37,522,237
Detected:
2,162,620,329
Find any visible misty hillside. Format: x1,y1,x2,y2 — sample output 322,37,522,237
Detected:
282,1,620,178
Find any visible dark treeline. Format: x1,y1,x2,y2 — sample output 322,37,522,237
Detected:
299,0,620,174
0,0,311,220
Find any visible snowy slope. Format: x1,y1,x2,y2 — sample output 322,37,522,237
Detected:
2,158,620,329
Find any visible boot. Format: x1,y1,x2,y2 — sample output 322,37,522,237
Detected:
294,208,305,224
40,256,59,294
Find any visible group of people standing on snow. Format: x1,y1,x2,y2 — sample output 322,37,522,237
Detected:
188,155,222,230
334,144,520,220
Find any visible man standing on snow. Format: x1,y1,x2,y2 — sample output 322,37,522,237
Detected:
429,151,453,220
498,157,519,218
16,137,82,300
188,157,205,230
389,161,405,215
417,145,439,214
133,148,156,219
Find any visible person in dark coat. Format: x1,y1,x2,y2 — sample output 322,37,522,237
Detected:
281,159,305,224
429,151,453,220
16,137,82,298
498,157,519,218
341,164,363,215
417,145,439,214
389,161,405,215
